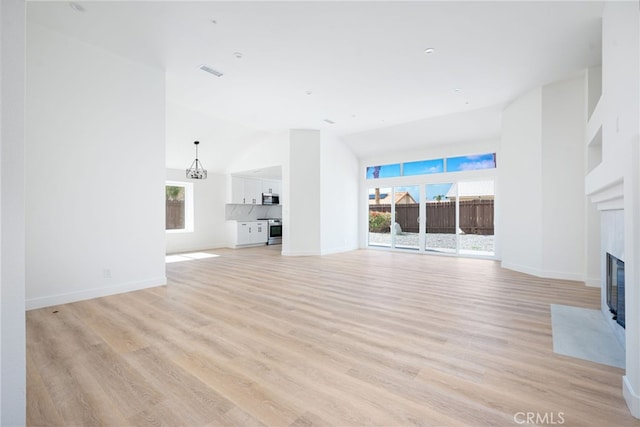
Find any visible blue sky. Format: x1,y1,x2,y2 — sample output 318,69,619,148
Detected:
403,159,444,176
366,164,400,179
366,153,496,180
447,153,496,172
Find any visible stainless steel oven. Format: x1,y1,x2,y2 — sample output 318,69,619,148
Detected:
267,219,282,245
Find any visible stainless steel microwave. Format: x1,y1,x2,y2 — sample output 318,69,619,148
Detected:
262,193,279,205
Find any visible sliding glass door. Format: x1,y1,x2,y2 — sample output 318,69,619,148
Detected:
457,180,495,256
368,187,392,247
393,185,420,251
425,183,456,253
368,180,495,258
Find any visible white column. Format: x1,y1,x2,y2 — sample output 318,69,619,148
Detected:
623,139,640,418
0,0,26,424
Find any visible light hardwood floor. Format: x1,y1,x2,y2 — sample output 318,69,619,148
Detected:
27,247,639,426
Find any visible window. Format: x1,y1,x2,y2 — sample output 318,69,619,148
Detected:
366,152,496,181
166,181,194,232
446,153,496,172
403,159,444,176
366,163,401,179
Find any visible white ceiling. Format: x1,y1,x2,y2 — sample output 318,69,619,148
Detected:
27,1,603,158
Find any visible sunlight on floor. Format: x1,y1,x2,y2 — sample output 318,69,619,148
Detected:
165,252,220,263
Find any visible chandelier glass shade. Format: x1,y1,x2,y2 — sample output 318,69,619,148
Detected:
186,140,207,179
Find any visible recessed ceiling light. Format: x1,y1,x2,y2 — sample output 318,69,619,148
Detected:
305,90,313,95
210,19,217,24
424,48,435,55
69,2,85,12
323,119,335,125
199,65,224,77
454,88,461,92
233,52,243,59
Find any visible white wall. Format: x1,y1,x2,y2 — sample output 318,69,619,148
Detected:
284,130,321,256
594,1,640,418
226,130,289,175
165,169,228,253
500,88,544,275
25,23,167,309
541,77,586,279
501,76,588,281
165,101,263,172
320,132,359,255
0,0,26,423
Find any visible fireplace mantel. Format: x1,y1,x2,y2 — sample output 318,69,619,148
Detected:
586,167,624,211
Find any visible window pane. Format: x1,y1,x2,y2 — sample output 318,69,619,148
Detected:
366,164,401,179
166,185,185,230
425,183,456,253
393,186,420,251
403,159,444,176
368,187,392,247
446,153,496,172
457,180,495,256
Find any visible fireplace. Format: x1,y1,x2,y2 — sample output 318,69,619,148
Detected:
606,253,625,328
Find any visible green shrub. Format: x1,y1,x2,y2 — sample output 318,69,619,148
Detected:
369,211,391,232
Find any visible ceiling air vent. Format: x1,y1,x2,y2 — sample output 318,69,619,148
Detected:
199,65,224,77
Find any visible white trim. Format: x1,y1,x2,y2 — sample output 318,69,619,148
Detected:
586,174,624,211
232,243,268,249
586,277,601,287
25,277,167,310
501,261,585,282
623,376,640,419
320,245,359,256
166,241,228,254
501,261,544,278
281,250,321,256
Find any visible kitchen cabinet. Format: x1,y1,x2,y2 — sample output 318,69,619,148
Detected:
231,176,262,205
237,221,268,246
230,176,245,204
231,176,282,205
261,179,281,195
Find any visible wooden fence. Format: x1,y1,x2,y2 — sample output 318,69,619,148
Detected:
166,200,185,230
369,200,494,235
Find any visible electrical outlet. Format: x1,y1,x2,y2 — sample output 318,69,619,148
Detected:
102,268,111,279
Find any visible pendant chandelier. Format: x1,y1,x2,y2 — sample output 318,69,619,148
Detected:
186,140,207,179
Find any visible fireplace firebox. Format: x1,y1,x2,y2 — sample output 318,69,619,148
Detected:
606,253,625,328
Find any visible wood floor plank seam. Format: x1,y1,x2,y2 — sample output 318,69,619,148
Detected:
27,247,638,426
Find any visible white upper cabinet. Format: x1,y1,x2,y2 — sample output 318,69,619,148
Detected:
230,176,245,204
261,179,281,195
244,178,262,205
230,176,282,205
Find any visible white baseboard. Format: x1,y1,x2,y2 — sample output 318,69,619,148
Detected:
166,241,228,254
586,277,601,287
501,261,585,282
320,245,359,256
501,262,544,278
624,375,640,419
26,277,167,310
281,250,321,256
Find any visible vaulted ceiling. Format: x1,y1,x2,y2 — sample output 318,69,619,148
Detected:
28,1,603,158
